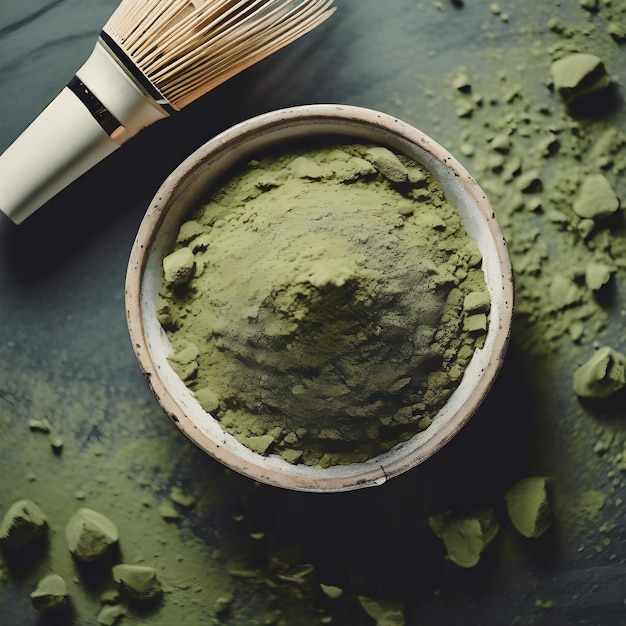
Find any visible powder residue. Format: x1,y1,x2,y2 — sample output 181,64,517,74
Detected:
158,142,489,466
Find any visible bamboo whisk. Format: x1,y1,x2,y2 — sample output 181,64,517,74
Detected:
0,0,335,224
104,0,335,109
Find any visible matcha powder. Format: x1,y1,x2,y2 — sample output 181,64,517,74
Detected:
158,142,489,466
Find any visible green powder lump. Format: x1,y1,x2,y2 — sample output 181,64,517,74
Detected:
572,173,620,220
30,573,70,612
549,53,612,105
505,477,552,539
428,508,499,568
97,604,126,626
0,499,47,552
158,141,489,466
573,346,626,399
65,508,119,562
358,595,406,626
112,564,162,601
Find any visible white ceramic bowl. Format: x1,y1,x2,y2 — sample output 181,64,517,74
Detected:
125,104,514,493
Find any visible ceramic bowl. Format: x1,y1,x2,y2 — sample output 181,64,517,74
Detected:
125,104,514,492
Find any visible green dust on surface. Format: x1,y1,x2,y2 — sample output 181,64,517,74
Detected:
158,142,489,466
384,0,626,597
3,2,626,626
0,352,364,626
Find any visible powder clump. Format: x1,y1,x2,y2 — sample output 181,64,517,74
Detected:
159,142,489,466
0,499,47,552
163,247,196,286
112,564,162,600
505,477,552,538
572,173,620,220
30,573,70,612
550,53,612,104
429,509,499,568
65,508,119,562
573,346,626,399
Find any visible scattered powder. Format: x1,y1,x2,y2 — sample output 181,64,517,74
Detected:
159,141,489,466
2,2,626,624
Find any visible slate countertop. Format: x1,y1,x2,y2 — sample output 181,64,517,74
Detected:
1,1,626,625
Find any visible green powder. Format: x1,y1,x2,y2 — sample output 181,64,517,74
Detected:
572,346,626,399
30,573,70,613
0,499,47,552
112,564,162,601
158,141,489,466
65,508,119,562
549,53,612,105
505,477,552,539
428,509,499,568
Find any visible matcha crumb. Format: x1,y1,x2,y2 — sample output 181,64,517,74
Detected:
572,174,620,220
550,53,612,105
463,290,491,314
535,598,555,610
170,486,196,509
287,155,325,179
159,500,181,521
549,274,581,309
65,508,119,562
215,595,233,616
163,247,195,286
0,499,47,552
364,146,409,183
451,71,472,93
176,220,205,244
100,589,121,604
27,417,53,433
505,477,552,539
464,313,488,334
97,603,126,626
28,417,64,453
358,596,406,626
112,564,162,600
579,0,598,12
194,387,220,413
245,433,276,455
585,261,615,291
30,573,70,612
320,584,344,599
573,346,626,399
429,509,499,568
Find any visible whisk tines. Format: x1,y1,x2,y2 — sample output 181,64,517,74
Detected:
104,0,336,109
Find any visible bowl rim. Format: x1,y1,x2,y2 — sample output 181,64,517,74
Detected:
125,103,514,492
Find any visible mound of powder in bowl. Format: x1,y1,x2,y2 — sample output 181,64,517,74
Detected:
157,141,490,467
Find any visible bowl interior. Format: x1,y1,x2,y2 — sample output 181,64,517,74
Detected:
126,105,514,493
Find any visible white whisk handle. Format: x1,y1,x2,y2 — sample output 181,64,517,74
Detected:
0,40,169,224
